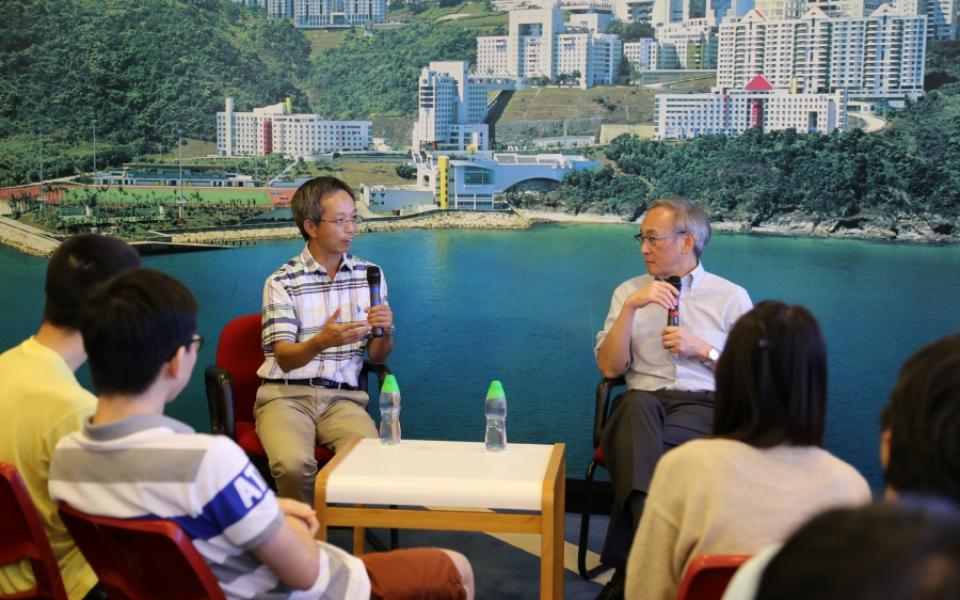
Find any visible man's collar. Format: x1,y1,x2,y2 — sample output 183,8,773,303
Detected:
300,244,356,275
687,262,706,290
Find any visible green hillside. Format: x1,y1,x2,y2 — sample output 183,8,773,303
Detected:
0,0,310,186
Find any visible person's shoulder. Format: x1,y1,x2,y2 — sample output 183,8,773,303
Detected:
266,247,314,282
660,438,735,470
700,270,751,302
348,255,382,273
614,274,652,294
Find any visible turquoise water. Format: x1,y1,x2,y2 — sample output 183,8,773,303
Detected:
2,225,959,491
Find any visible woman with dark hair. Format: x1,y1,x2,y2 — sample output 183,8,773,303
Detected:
624,301,871,600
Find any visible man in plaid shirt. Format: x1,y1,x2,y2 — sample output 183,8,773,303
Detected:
255,176,394,503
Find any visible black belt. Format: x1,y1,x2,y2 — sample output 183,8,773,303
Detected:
263,378,358,391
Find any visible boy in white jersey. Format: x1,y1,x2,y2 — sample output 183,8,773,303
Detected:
49,268,473,600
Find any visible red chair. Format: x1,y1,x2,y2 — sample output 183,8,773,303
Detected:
204,313,398,551
675,554,750,600
204,312,390,480
577,375,625,579
58,502,225,600
0,463,67,600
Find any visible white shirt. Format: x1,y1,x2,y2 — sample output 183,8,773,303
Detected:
595,262,752,392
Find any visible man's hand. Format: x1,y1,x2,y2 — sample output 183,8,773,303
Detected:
624,280,679,312
661,326,711,361
364,303,393,335
313,308,371,351
276,497,319,536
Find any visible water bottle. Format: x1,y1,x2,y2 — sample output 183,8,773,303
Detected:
379,374,401,445
484,380,507,452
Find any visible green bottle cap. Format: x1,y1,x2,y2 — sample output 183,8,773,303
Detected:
381,374,399,394
486,380,505,399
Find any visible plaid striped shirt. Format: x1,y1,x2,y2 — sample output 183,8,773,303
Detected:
256,245,388,386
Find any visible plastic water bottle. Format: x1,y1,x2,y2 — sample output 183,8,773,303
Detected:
379,374,401,445
484,380,507,452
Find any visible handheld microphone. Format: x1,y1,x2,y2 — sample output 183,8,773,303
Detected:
366,266,384,338
666,276,682,327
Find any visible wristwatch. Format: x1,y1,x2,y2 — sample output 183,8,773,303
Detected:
703,347,720,368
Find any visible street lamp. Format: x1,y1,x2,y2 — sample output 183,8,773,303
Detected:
37,127,46,206
177,129,184,220
91,118,97,175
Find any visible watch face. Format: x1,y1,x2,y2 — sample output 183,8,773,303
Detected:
709,348,721,362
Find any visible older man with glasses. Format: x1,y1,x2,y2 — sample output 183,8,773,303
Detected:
255,176,394,504
593,197,752,599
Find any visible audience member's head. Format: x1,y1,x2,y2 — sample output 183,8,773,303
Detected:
713,301,827,448
81,268,198,398
881,333,960,504
43,233,140,329
290,176,356,241
756,502,960,600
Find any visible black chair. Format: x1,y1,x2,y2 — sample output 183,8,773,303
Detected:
577,375,626,579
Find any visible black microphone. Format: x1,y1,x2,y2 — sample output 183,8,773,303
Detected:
366,266,384,337
666,276,682,327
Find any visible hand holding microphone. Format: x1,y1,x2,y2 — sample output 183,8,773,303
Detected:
366,266,388,338
666,276,681,327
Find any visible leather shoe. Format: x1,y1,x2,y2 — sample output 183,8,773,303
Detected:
595,569,625,600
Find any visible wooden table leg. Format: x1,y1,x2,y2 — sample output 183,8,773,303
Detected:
353,505,366,556
540,443,566,599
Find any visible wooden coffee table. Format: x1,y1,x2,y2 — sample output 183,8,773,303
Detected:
314,437,566,599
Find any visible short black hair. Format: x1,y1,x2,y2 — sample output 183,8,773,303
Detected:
43,234,141,329
882,334,960,503
290,176,356,241
81,268,197,396
757,502,960,600
713,301,827,447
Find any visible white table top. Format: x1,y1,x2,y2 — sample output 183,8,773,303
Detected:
324,438,559,511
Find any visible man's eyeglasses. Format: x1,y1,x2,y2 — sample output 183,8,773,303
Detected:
318,216,362,228
634,231,686,247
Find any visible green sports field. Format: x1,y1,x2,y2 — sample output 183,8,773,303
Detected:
61,186,276,207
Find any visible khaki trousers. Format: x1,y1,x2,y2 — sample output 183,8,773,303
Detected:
255,383,378,504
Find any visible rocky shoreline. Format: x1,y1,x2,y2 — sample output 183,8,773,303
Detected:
3,209,958,256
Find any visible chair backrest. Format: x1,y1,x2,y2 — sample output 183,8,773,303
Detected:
675,554,750,600
594,376,626,449
214,313,264,425
58,502,226,600
0,463,67,600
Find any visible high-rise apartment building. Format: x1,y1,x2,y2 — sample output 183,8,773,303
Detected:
476,4,623,88
291,0,386,27
412,62,496,152
267,0,294,17
655,75,847,138
217,97,372,159
718,4,927,101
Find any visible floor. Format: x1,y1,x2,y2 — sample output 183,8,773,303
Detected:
325,511,613,599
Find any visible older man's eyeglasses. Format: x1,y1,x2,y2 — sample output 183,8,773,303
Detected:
634,231,686,247
318,216,362,228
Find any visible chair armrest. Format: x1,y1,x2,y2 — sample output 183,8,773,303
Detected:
593,375,626,449
359,361,391,393
204,365,236,439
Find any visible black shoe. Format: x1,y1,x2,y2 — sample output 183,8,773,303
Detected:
595,569,625,600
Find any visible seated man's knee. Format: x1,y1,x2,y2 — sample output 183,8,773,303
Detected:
440,550,474,600
269,453,315,483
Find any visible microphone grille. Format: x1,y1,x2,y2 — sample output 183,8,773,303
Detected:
366,266,381,284
667,276,682,291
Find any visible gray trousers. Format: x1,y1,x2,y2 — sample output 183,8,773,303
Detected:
599,389,714,567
